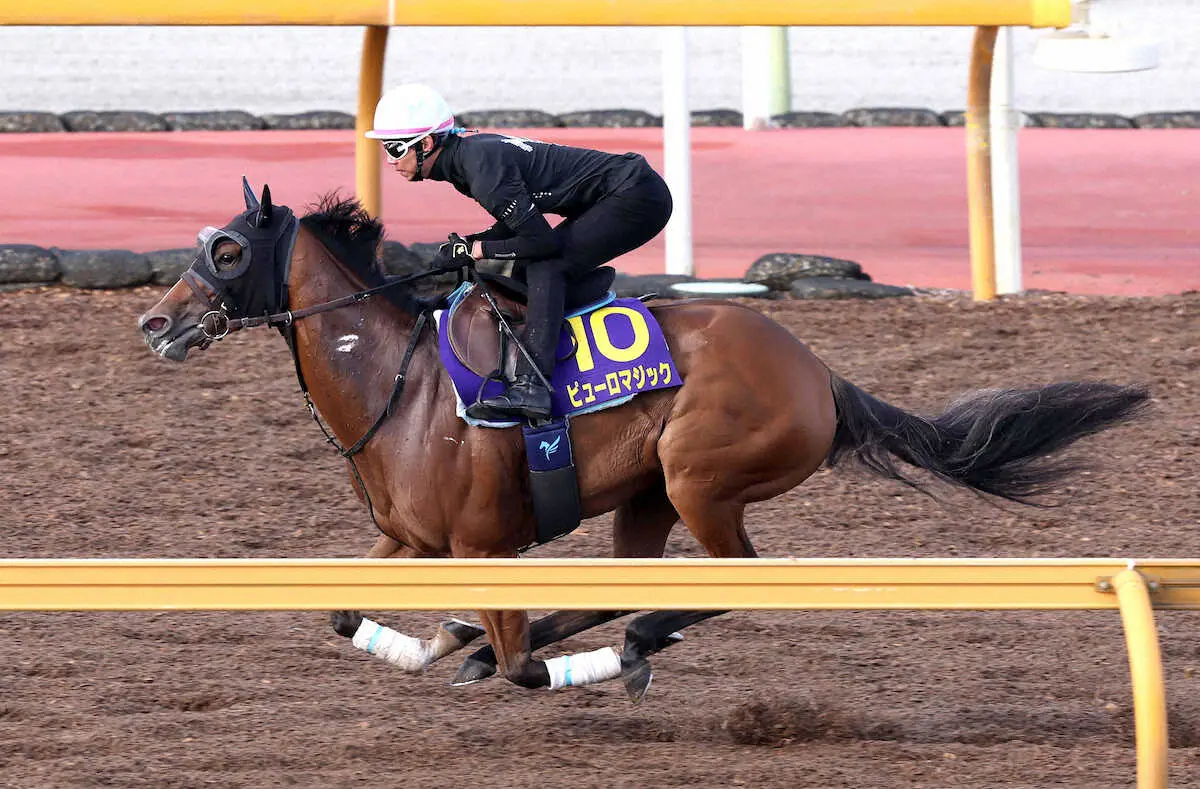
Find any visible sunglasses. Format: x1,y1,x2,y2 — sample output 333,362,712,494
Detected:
381,134,430,162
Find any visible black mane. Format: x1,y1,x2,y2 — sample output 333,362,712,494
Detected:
299,193,424,314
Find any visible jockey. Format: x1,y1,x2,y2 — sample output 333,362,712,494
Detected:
367,83,673,421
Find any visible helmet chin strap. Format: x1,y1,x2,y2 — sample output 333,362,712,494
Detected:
410,135,446,183
412,141,428,182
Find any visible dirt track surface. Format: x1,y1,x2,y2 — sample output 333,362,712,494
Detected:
0,286,1197,788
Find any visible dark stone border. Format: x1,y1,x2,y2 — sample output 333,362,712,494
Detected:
2,107,1197,133
0,243,920,300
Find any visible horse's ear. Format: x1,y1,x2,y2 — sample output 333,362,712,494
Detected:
242,176,260,211
257,184,273,225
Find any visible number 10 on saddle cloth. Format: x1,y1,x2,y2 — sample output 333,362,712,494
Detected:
436,288,683,422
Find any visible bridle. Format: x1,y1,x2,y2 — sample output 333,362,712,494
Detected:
184,235,473,535
187,262,460,342
186,242,472,446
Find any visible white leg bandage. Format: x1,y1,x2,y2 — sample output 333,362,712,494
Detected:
543,647,623,690
351,617,466,673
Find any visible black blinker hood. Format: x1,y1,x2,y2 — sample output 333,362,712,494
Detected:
187,179,298,320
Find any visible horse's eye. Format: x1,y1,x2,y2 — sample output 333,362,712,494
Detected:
217,253,237,268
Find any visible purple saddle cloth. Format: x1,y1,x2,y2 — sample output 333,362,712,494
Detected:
435,285,682,426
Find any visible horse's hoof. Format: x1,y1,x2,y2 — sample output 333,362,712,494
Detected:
443,619,486,646
330,610,363,639
451,655,497,687
621,658,653,704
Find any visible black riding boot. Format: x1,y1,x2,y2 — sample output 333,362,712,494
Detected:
473,263,565,421
474,371,552,421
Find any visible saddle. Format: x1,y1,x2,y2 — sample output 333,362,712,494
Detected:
447,266,617,379
435,265,679,550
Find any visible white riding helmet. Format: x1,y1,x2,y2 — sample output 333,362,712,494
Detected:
365,83,455,141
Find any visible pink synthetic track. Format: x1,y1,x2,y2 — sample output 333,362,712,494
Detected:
2,127,1196,295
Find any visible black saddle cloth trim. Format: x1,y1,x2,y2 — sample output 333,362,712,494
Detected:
478,266,616,315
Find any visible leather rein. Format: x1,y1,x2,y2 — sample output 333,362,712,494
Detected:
188,260,464,342
183,254,470,535
188,255,471,455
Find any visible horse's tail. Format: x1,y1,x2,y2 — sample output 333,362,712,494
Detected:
825,376,1151,504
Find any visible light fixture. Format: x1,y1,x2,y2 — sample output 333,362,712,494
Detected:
1033,0,1160,73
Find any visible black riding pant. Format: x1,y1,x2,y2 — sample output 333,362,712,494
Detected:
517,167,673,379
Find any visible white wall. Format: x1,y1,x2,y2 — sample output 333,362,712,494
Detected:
0,1,1190,115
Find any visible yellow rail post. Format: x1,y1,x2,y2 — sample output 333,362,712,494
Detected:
967,26,998,302
356,25,388,218
1111,568,1170,789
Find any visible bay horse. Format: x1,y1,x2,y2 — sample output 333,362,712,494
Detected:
137,183,1149,699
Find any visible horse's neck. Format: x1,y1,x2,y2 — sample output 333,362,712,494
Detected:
286,231,435,447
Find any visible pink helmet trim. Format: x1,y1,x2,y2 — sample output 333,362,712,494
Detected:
370,117,455,138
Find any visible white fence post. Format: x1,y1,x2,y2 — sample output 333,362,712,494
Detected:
741,26,792,130
992,26,1023,295
662,26,694,276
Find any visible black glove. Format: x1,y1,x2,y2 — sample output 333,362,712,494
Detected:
436,233,473,267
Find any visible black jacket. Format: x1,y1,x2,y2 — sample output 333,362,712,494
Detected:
428,133,647,261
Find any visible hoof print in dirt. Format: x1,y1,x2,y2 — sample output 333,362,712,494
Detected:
790,277,914,300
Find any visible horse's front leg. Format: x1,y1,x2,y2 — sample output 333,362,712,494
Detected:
478,607,624,691
331,534,485,672
453,610,634,686
477,609,546,688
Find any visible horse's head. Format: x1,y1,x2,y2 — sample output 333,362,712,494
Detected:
138,178,299,361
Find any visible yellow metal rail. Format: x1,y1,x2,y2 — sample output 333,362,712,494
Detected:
0,557,1191,789
0,1,1072,27
2,558,1197,612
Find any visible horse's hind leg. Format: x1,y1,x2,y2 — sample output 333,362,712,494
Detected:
332,534,485,672
452,484,679,686
620,497,755,701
